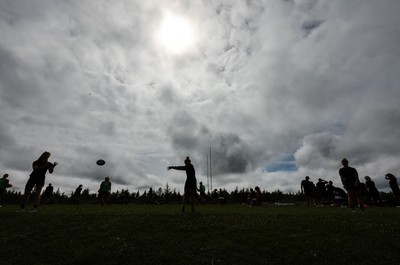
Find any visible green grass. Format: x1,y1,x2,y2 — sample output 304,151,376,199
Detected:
1,204,400,265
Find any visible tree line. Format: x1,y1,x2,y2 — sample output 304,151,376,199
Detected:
2,184,397,205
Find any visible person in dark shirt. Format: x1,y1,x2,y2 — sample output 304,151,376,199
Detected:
197,181,206,204
42,183,54,204
325,181,335,205
74,185,83,204
339,158,364,211
301,176,315,206
316,178,328,205
98,177,111,206
18,151,58,212
385,173,400,204
0,173,12,206
364,176,383,206
168,157,197,212
254,186,262,206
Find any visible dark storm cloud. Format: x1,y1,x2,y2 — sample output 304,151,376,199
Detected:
301,20,324,36
211,133,252,174
169,111,201,151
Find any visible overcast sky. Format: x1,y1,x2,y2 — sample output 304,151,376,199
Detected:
1,0,399,195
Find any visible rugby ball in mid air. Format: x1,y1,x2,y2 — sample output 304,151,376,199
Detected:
96,159,106,166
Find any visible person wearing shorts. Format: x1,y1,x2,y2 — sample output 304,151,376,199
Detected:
339,158,364,211
18,151,58,212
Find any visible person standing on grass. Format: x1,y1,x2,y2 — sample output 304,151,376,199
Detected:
197,181,206,204
316,178,328,205
0,174,13,206
339,158,364,211
74,184,83,204
301,176,314,206
98,177,111,206
42,183,54,204
385,173,400,205
364,176,383,206
326,181,335,205
17,151,58,212
254,186,262,206
168,156,197,212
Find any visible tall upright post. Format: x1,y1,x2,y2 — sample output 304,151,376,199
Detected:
206,153,209,193
209,146,212,191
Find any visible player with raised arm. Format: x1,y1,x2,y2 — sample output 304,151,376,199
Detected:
168,157,197,212
17,151,58,212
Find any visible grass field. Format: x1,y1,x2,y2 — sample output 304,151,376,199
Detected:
1,204,399,265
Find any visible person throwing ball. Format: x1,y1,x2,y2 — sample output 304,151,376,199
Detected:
168,157,197,212
18,151,58,212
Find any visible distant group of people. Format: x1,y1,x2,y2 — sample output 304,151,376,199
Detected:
301,176,336,207
301,158,400,210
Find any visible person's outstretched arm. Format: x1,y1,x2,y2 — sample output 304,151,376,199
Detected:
168,166,187,171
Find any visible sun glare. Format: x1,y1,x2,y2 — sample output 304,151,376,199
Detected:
157,13,195,55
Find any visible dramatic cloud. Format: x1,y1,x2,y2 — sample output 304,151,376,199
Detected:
1,0,399,195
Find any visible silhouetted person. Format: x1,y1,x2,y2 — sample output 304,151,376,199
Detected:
197,181,206,203
316,178,328,205
0,174,12,206
364,176,383,206
301,176,314,206
42,183,54,204
17,151,58,212
73,184,83,204
326,181,335,205
98,177,111,206
339,158,364,211
218,188,226,204
385,173,400,204
168,157,197,212
211,189,219,204
254,186,262,206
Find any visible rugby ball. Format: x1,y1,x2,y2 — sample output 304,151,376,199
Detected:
96,159,106,166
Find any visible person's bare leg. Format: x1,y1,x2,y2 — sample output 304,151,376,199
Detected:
20,186,33,210
33,187,43,209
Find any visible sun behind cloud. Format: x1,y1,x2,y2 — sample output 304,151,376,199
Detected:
156,12,196,55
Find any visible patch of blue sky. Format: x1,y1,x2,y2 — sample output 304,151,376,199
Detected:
265,155,298,172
